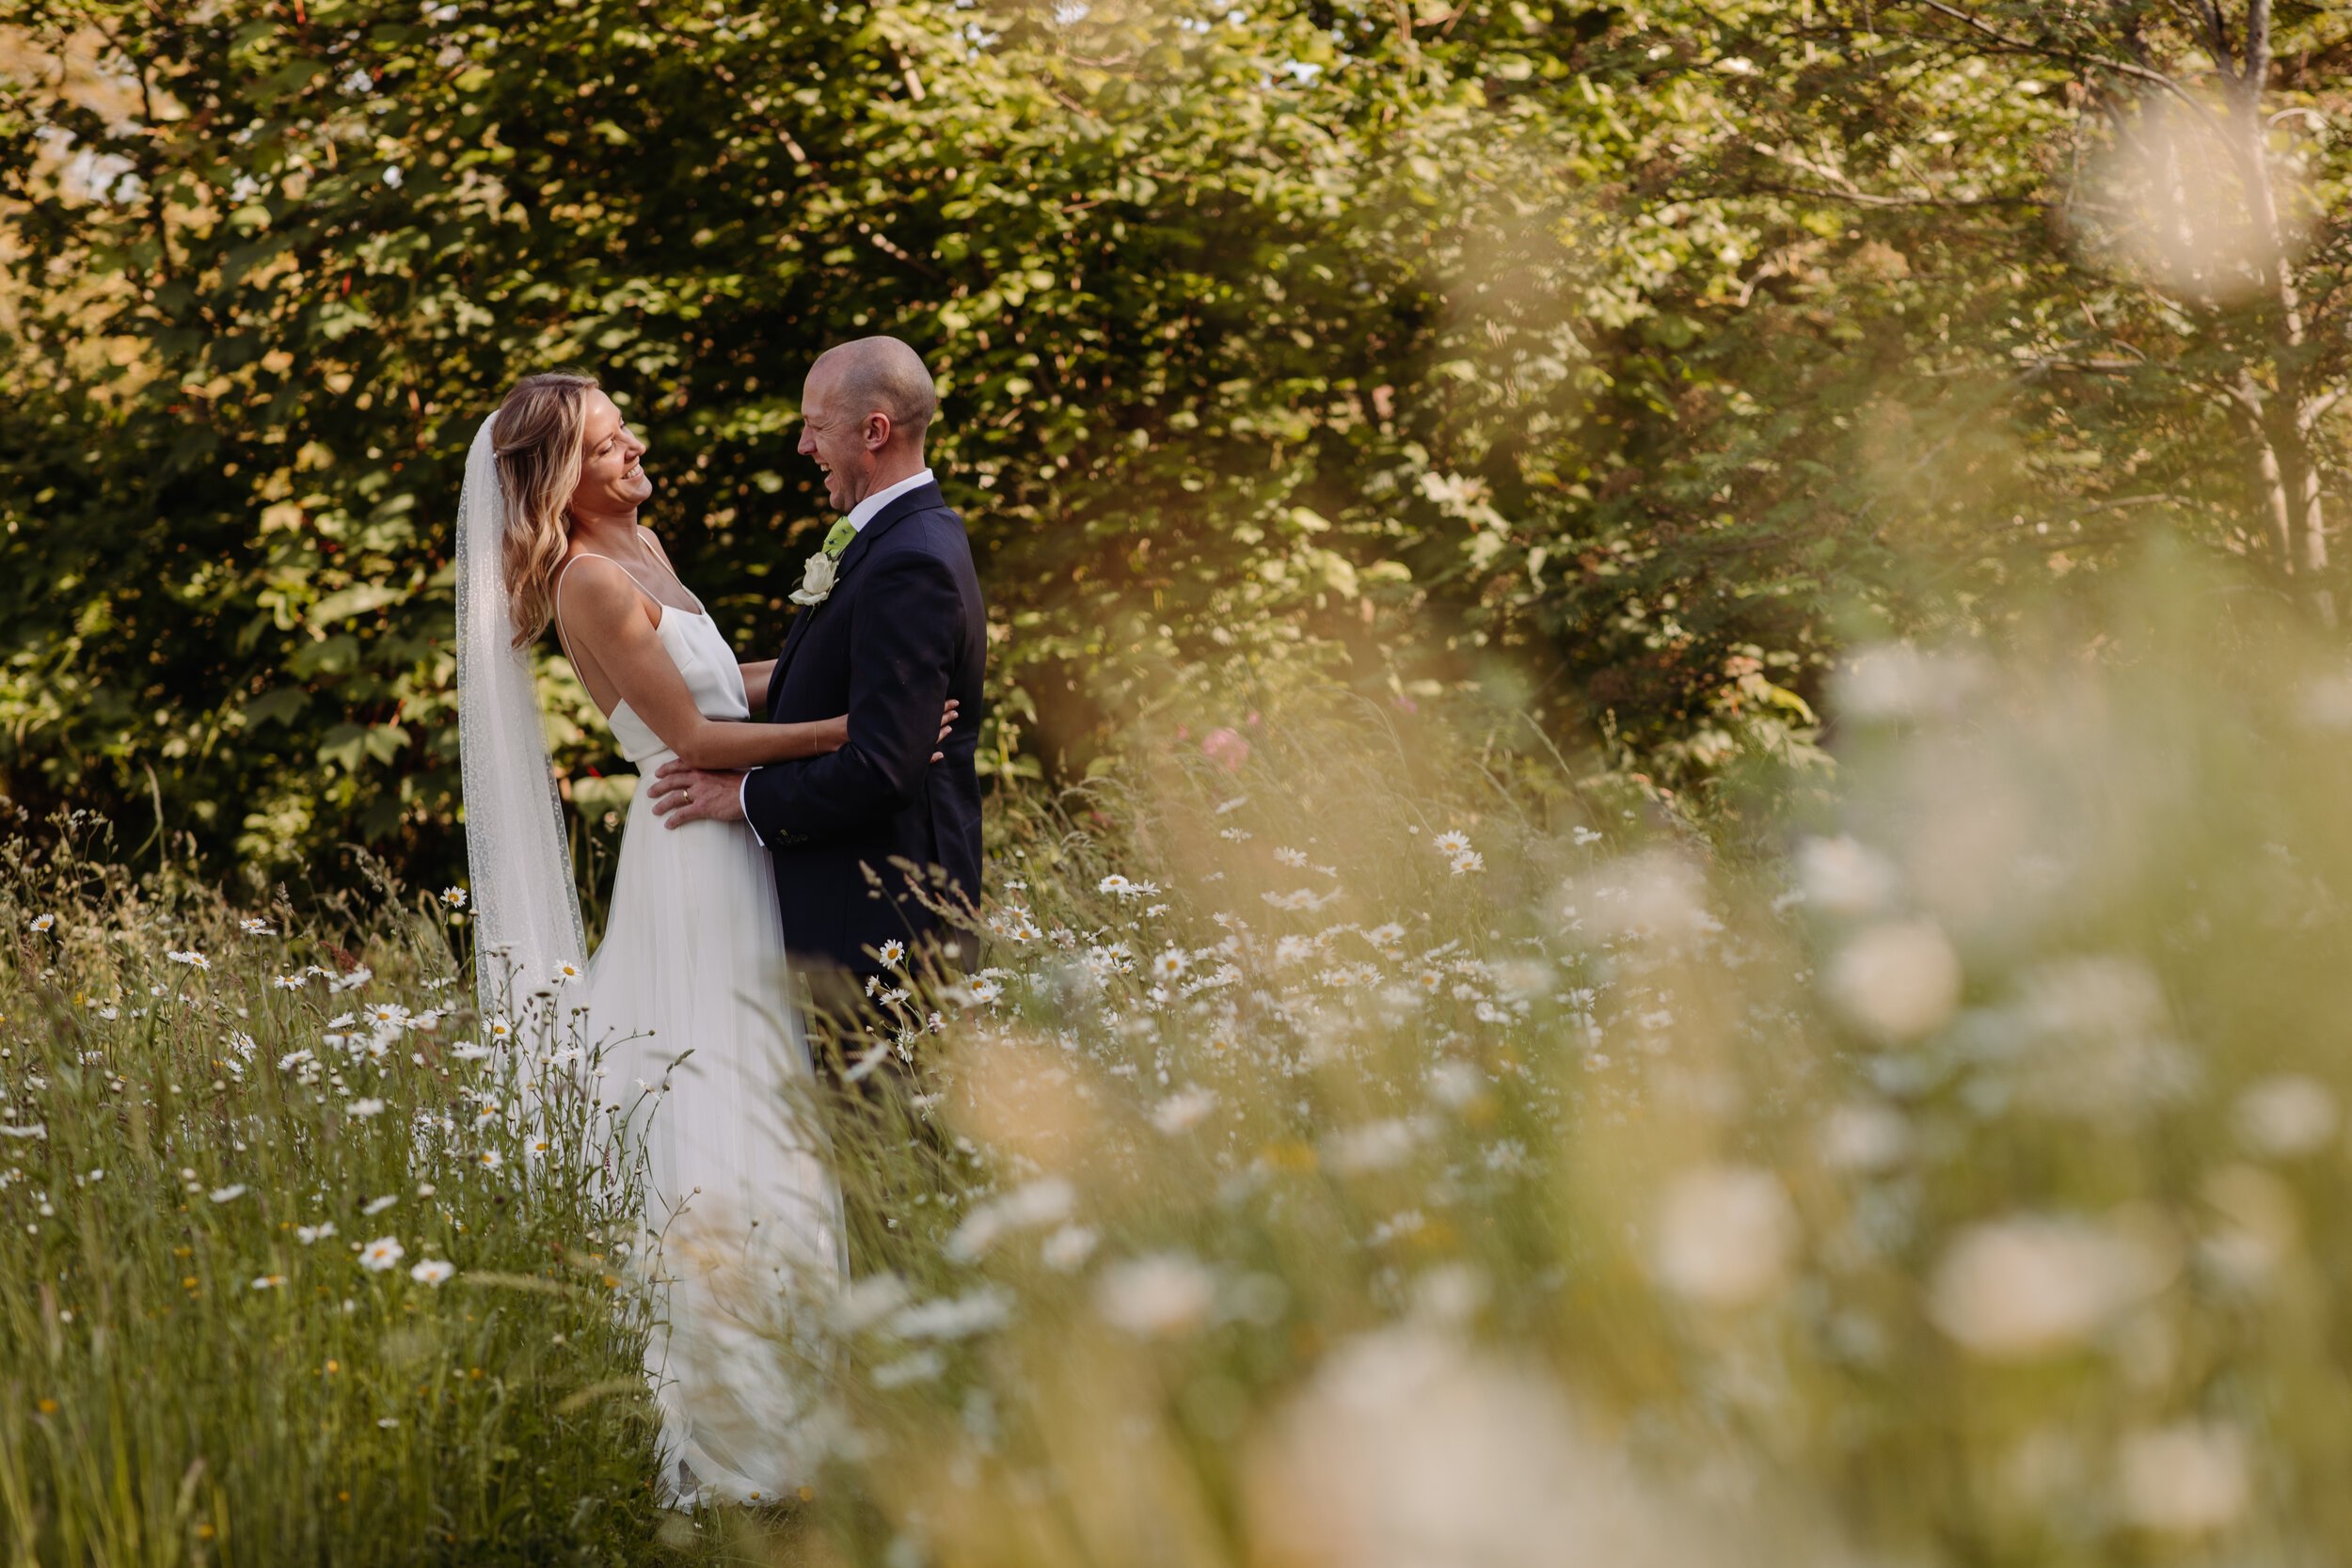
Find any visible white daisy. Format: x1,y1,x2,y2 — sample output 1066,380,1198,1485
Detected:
29,913,56,934
1151,1087,1217,1134
358,1236,405,1272
1041,1225,1098,1272
408,1259,455,1286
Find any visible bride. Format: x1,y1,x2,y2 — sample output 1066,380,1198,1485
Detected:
453,372,949,1510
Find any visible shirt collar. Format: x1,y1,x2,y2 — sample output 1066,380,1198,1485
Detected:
845,467,935,533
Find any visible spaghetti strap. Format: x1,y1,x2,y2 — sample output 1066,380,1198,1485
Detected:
553,555,658,688
551,555,666,723
559,549,707,620
560,551,665,612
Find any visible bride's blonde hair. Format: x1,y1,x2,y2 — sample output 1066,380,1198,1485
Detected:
490,371,599,648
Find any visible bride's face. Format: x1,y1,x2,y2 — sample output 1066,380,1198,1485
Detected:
570,390,652,518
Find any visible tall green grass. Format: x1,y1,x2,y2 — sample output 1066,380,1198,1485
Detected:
0,818,675,1565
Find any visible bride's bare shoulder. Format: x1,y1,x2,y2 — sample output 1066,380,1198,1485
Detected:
553,551,648,631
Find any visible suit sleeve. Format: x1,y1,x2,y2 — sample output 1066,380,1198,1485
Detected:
741,545,956,848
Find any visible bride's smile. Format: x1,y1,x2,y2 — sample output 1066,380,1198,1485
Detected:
572,395,655,518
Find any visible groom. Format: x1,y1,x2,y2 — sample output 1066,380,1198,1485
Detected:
646,336,985,1013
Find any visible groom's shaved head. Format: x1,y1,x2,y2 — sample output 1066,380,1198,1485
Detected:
809,336,938,449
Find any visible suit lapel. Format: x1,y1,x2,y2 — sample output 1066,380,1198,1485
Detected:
828,481,942,586
767,600,819,714
767,481,946,709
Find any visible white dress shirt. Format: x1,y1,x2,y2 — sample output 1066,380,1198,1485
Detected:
739,468,936,844
841,466,935,534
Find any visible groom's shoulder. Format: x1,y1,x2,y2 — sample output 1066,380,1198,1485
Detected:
878,495,973,560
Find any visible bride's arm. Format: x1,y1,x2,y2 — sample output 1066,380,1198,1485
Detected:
560,559,849,768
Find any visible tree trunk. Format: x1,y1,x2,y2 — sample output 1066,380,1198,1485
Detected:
2228,0,2332,620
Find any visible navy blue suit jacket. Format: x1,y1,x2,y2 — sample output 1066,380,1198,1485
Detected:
742,480,985,979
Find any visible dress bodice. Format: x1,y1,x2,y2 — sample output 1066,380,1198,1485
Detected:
604,608,747,765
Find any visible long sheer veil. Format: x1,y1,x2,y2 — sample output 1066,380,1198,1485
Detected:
454,410,588,1027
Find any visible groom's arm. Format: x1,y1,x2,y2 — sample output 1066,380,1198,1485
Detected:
740,546,959,848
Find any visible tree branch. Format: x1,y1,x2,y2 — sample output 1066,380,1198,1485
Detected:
1897,0,2232,138
1737,179,2049,211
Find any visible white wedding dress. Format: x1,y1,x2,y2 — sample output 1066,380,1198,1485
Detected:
555,555,849,1511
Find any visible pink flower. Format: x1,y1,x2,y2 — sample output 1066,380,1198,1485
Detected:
1201,728,1249,772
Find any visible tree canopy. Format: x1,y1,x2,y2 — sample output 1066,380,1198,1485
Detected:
3,0,2346,879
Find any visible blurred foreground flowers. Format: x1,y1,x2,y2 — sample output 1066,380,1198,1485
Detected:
793,571,2352,1566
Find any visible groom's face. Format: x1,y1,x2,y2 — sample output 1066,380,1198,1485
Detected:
797,368,882,513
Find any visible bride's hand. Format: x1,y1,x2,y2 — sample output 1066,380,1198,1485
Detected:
932,698,960,763
816,699,959,762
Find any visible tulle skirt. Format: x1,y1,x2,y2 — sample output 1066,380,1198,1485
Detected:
583,761,848,1509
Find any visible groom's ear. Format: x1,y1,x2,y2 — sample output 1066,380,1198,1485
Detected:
863,411,894,451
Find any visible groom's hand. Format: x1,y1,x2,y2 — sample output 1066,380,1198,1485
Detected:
646,761,748,830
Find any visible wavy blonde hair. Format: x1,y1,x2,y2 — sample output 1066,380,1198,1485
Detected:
490,372,599,648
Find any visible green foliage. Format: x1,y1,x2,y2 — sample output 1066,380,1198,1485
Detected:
1,0,2347,882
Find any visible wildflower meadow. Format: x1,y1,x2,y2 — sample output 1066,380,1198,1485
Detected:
8,562,2352,1562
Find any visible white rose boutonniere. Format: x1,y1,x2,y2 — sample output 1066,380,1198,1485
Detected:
789,550,839,607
